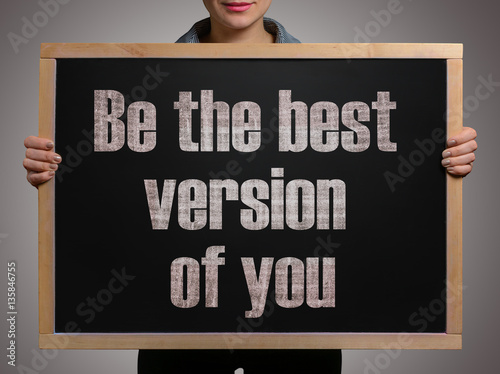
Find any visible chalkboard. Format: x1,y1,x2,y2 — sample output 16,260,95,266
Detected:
38,44,463,350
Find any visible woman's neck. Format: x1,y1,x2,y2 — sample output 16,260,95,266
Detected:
200,17,275,43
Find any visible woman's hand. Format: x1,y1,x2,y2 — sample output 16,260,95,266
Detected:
442,127,477,177
23,136,62,188
22,127,477,187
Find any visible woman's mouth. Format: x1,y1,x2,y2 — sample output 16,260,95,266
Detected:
223,2,253,12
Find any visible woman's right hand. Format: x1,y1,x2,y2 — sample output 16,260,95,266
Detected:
23,136,62,188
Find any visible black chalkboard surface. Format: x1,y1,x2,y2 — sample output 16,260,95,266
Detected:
39,44,463,350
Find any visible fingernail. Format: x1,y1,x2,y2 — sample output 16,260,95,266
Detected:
50,164,58,170
447,167,455,173
443,151,451,158
48,171,55,176
442,159,451,166
46,142,54,149
448,139,457,146
53,155,62,162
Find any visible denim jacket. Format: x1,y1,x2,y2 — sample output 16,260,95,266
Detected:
175,17,301,43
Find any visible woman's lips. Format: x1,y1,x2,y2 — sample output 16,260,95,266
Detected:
223,2,253,12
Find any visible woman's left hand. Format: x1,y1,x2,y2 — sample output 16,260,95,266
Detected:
442,127,477,177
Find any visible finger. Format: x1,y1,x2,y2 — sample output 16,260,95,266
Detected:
441,152,475,168
446,164,473,177
446,127,477,147
23,158,58,173
27,171,55,187
442,139,478,158
24,136,54,150
25,148,62,163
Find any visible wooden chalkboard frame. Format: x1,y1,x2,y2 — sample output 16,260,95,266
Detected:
38,43,463,350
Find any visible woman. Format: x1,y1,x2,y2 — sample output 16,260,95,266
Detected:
22,1,477,185
23,1,477,373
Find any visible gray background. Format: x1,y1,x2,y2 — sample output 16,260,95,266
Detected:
0,0,498,373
